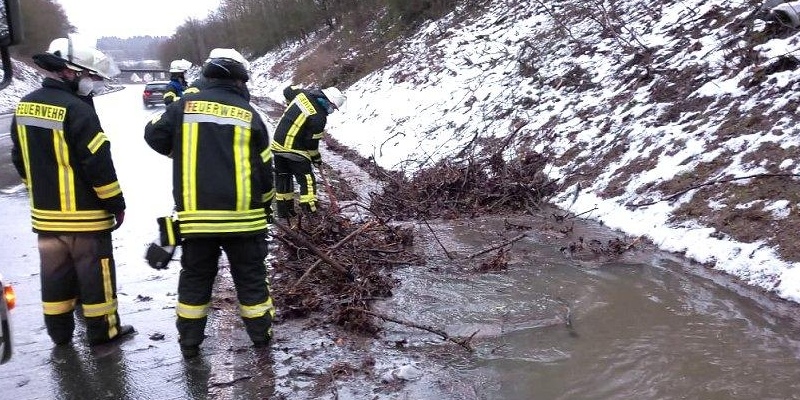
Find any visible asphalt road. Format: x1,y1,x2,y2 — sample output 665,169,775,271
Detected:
0,113,17,191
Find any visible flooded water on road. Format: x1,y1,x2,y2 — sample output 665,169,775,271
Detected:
2,85,800,398
2,194,800,399
375,215,800,400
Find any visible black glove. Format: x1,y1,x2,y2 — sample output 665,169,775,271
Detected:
145,242,175,270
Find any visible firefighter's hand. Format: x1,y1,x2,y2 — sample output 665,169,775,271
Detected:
264,204,274,224
113,211,125,230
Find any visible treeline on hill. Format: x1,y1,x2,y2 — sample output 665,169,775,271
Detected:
160,0,475,86
12,0,482,85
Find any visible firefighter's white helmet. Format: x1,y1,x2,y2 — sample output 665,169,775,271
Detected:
321,87,346,110
46,36,120,80
169,59,192,73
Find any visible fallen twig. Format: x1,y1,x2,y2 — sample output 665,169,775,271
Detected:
274,220,354,281
466,233,527,259
290,221,377,290
355,308,475,352
422,219,455,259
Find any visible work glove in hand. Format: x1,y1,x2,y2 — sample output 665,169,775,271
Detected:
264,202,274,224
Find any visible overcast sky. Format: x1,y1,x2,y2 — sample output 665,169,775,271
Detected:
56,0,220,41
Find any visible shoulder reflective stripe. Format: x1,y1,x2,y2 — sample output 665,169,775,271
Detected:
295,94,317,116
176,302,210,319
233,125,252,211
311,131,324,140
16,116,64,130
54,129,77,212
87,132,108,154
94,181,122,199
43,298,77,315
81,298,118,318
239,297,275,319
182,122,199,211
183,113,251,128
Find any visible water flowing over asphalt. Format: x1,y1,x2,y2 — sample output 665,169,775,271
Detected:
0,86,799,399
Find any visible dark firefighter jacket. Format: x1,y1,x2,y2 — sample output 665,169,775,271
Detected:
271,87,329,163
144,80,274,237
10,77,125,234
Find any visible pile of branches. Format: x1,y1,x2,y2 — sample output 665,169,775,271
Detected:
270,213,423,334
371,148,558,220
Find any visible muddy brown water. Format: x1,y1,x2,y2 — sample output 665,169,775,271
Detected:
2,194,800,399
362,214,800,400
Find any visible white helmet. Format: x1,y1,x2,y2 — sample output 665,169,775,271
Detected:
169,59,192,73
321,87,346,110
46,37,120,80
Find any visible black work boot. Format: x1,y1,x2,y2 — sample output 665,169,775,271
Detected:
89,324,136,346
181,344,200,359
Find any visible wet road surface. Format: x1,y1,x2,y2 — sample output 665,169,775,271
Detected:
1,87,800,399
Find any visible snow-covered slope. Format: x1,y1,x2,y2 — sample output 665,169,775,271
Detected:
249,0,800,304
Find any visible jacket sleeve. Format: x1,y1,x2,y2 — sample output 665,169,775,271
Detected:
163,81,180,105
9,115,26,186
252,113,275,206
69,104,126,213
306,114,326,164
144,103,181,157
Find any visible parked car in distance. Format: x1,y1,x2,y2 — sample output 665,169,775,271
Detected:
143,81,169,107
0,275,15,364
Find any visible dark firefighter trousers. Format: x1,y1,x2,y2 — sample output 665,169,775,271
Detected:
274,155,318,218
38,233,125,345
176,234,274,347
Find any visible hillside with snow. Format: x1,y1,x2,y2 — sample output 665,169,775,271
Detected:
247,0,800,304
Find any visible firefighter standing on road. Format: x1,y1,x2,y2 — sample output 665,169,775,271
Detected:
144,48,276,359
10,37,135,347
163,59,191,105
272,85,346,219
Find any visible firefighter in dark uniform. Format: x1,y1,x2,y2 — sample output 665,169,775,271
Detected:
272,85,346,219
144,48,276,359
10,37,135,346
163,59,191,105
